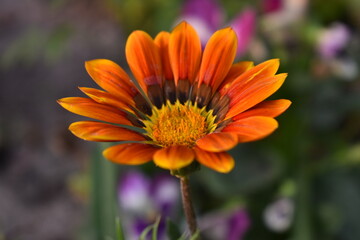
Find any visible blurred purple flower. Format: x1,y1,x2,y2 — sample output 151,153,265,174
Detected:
227,209,251,240
151,175,179,215
317,22,350,59
118,171,179,240
200,208,251,240
119,171,151,215
263,197,294,232
180,0,256,58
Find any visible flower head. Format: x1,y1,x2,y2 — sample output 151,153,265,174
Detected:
58,22,290,173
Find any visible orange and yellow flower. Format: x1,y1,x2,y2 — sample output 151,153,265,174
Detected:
58,22,291,173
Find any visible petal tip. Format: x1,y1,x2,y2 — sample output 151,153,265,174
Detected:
57,98,65,105
283,99,292,108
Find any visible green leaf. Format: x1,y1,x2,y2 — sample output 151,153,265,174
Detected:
139,216,162,240
152,216,161,240
115,217,125,240
189,230,200,240
139,224,154,240
90,144,118,240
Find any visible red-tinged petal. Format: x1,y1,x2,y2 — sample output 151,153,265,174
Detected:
103,143,158,165
220,61,254,90
57,97,132,125
198,27,237,91
225,73,287,119
79,87,134,113
169,21,202,85
194,147,235,173
233,99,291,120
220,59,280,95
85,59,136,102
153,145,195,170
69,121,145,142
222,116,278,142
126,30,163,92
154,31,173,80
196,132,238,152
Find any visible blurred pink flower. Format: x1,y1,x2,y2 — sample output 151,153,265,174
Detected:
182,0,224,31
230,8,256,57
180,0,256,58
262,0,283,13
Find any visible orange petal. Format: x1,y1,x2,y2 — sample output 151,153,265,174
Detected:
225,73,287,119
198,27,237,91
222,116,278,142
196,132,238,152
233,99,292,120
103,143,158,165
153,145,195,170
57,97,132,125
126,30,162,92
69,121,145,142
220,61,254,90
155,31,173,80
169,21,202,85
79,87,134,113
85,59,136,102
220,59,280,95
194,147,235,173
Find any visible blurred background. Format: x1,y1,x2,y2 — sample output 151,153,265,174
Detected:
1,0,360,239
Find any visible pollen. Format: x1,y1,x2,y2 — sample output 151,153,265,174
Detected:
143,101,217,147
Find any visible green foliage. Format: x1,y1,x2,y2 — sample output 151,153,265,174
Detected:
90,144,119,240
166,219,182,240
104,0,181,35
115,217,125,240
139,216,161,240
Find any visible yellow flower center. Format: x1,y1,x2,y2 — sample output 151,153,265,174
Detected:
143,101,217,147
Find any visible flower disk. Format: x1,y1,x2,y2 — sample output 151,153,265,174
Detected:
144,101,217,147
58,21,291,173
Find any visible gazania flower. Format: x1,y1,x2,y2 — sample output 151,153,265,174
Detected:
58,22,290,173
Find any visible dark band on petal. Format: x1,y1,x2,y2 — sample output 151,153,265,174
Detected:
125,112,145,127
214,105,229,122
147,84,165,108
134,93,152,116
209,94,230,118
215,118,232,132
193,83,212,108
207,92,221,111
163,80,177,104
176,79,191,103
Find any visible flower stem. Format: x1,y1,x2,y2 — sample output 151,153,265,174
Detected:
180,176,198,237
